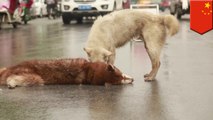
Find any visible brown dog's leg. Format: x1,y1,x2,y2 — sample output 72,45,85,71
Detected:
6,74,44,89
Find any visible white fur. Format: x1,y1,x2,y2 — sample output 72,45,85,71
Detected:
84,9,179,64
84,9,179,80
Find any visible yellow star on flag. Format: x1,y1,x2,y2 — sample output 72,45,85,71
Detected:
202,2,212,15
205,2,211,9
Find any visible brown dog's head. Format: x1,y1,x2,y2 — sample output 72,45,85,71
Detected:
84,62,133,85
84,47,112,63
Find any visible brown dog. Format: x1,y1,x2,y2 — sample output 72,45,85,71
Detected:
0,58,133,89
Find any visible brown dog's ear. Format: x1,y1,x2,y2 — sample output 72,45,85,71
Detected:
84,47,92,55
107,64,115,72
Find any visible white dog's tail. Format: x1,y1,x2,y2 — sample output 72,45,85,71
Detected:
163,15,180,36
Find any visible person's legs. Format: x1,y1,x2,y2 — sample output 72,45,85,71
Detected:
46,4,51,19
51,4,57,19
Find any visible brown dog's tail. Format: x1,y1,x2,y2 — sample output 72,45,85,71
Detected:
0,68,6,75
163,15,180,36
0,68,7,85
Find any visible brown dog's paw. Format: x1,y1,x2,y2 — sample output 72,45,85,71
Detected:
7,80,17,89
7,84,16,89
121,74,134,84
121,79,134,84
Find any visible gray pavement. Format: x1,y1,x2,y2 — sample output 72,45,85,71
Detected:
0,16,213,120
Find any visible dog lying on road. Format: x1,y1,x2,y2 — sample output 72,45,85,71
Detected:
0,58,133,89
84,9,179,81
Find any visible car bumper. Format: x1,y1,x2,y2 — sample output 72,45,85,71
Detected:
61,1,114,12
62,11,109,17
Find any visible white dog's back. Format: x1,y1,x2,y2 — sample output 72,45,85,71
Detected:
87,9,178,48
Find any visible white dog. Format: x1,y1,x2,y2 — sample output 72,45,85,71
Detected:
84,9,179,81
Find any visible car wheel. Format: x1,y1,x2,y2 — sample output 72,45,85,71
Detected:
12,23,17,28
62,13,70,24
24,19,28,24
113,2,116,10
77,17,83,24
176,8,182,19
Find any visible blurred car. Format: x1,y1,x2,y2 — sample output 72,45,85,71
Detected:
137,0,169,12
61,0,126,24
30,0,47,17
170,0,190,19
123,0,131,9
137,0,152,4
159,0,170,11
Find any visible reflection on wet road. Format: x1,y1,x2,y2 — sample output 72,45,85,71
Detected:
0,17,213,120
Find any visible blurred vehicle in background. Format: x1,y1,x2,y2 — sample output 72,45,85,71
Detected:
137,0,152,4
61,0,127,24
170,0,189,19
31,0,47,17
18,0,33,24
159,0,170,11
0,0,19,29
135,0,170,12
123,0,131,9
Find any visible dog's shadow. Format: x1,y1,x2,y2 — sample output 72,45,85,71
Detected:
143,81,170,119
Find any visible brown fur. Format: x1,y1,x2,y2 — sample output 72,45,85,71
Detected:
0,58,133,89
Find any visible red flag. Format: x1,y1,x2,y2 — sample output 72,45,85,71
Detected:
190,0,213,34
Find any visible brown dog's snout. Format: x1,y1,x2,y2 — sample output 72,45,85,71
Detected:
123,74,134,80
122,74,134,84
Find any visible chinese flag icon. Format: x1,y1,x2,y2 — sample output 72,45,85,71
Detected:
190,0,213,34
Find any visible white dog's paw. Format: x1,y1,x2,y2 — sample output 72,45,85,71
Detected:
144,74,150,78
144,76,155,82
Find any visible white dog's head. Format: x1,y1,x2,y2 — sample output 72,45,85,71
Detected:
84,47,112,63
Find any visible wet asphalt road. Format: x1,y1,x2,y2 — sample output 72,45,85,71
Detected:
0,15,213,120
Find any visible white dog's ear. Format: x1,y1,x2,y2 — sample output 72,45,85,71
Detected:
84,47,92,55
102,48,112,56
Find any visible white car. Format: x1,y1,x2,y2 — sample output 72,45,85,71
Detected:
61,0,125,24
31,0,47,17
